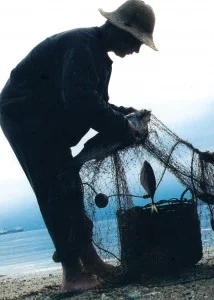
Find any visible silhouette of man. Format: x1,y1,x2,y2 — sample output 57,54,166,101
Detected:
0,0,157,291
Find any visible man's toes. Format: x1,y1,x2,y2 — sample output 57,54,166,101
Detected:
61,272,103,292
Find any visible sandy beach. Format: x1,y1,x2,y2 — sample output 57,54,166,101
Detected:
1,258,214,300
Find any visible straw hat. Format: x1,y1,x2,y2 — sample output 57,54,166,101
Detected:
99,0,158,51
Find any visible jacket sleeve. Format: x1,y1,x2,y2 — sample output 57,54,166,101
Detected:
61,45,129,136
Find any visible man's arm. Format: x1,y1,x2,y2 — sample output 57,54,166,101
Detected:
61,46,135,138
109,104,137,115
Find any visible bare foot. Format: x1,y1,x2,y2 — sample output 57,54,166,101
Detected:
61,262,102,292
80,243,117,278
84,259,117,278
61,270,102,292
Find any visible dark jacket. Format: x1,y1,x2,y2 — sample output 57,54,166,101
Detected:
0,27,133,147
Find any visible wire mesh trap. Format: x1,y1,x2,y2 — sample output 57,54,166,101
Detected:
80,113,214,278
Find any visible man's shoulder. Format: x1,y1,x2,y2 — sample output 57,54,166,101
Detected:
51,27,100,48
51,26,107,66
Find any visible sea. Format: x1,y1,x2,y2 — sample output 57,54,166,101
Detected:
0,219,119,277
0,212,214,277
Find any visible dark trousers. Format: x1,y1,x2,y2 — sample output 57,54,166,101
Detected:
0,105,93,265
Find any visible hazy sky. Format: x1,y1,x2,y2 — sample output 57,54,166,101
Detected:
0,0,214,209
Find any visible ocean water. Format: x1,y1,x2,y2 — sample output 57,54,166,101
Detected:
0,229,58,276
0,219,119,276
0,212,214,276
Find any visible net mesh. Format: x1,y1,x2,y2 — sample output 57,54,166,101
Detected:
80,113,214,266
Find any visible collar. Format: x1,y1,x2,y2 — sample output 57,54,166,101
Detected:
95,27,113,67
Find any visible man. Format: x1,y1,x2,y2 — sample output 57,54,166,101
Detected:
0,0,157,292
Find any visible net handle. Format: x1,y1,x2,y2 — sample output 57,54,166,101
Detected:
179,188,195,203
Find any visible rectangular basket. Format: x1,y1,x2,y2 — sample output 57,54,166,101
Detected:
117,199,203,278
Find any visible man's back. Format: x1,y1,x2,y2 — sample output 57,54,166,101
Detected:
0,27,116,147
1,27,108,94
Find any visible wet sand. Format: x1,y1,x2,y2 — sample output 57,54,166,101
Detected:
1,258,214,300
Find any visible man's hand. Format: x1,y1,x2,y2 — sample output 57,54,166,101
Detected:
125,107,138,115
200,151,214,163
123,120,141,145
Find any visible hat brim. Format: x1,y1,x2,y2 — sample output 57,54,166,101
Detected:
99,8,158,51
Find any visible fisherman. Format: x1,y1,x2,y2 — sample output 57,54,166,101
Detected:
0,0,157,292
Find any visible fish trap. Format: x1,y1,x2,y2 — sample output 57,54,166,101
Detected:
117,197,203,278
80,113,214,278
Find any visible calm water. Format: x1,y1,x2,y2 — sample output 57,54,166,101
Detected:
0,219,119,276
0,229,58,276
0,210,214,276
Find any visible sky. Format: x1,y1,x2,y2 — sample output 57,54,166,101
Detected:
0,0,214,212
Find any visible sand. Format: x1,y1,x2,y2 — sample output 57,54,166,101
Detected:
1,258,214,300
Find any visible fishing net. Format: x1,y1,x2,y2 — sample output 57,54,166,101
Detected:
80,113,214,275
